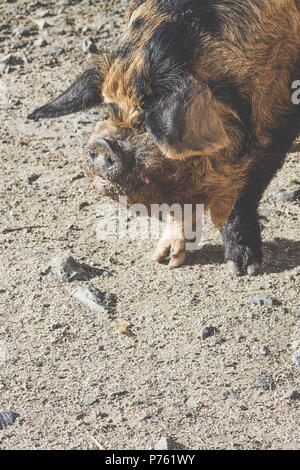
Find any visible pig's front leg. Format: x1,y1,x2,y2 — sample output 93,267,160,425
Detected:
221,200,262,276
153,213,187,268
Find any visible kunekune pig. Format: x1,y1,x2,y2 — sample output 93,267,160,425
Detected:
28,0,300,274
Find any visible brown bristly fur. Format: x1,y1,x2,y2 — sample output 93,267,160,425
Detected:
91,0,300,227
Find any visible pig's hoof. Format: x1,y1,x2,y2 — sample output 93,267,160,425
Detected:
226,261,242,277
226,260,261,277
153,238,187,268
246,262,261,276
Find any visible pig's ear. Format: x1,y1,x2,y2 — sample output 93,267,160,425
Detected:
144,79,231,159
28,55,111,120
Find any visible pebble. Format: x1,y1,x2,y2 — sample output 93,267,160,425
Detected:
34,37,48,47
79,202,90,210
252,372,275,390
50,322,63,331
153,437,184,450
215,336,225,345
259,346,270,356
81,38,97,53
71,285,116,314
31,249,50,255
249,294,277,306
38,10,50,18
223,390,240,400
44,46,64,57
13,26,31,37
77,110,100,124
0,63,9,73
292,354,300,374
50,252,89,282
284,390,300,400
0,410,17,430
291,340,300,350
108,390,128,399
26,173,40,184
275,190,300,203
30,18,50,30
201,326,218,340
0,54,12,65
83,395,97,406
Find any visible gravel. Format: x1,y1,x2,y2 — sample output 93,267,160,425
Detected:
284,390,300,400
153,437,184,450
50,252,89,282
0,411,17,430
252,373,275,390
249,294,277,306
71,285,116,313
201,326,218,340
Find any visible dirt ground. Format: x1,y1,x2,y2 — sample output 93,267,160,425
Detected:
0,0,299,450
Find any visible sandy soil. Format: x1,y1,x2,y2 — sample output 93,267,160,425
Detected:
0,0,299,450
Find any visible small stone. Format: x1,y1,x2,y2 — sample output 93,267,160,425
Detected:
44,46,63,57
252,372,275,390
215,336,225,345
153,437,184,450
81,38,97,53
259,346,270,356
284,390,300,400
291,340,300,350
31,249,50,255
0,54,12,65
31,18,50,30
79,202,89,210
71,285,116,314
0,411,17,430
249,294,277,306
50,322,63,330
38,10,50,18
292,354,300,374
108,390,128,399
13,26,31,37
276,190,300,203
78,110,100,124
50,252,89,282
113,319,133,337
34,37,48,47
83,395,97,406
201,326,217,340
0,63,9,73
223,390,240,400
26,173,40,184
240,405,249,411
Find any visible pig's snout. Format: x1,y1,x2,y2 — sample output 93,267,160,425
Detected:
87,138,126,181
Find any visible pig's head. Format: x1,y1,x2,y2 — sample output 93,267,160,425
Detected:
84,132,199,209
84,131,251,228
28,44,249,163
27,53,251,224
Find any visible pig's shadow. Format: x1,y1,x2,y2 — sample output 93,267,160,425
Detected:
187,238,300,274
